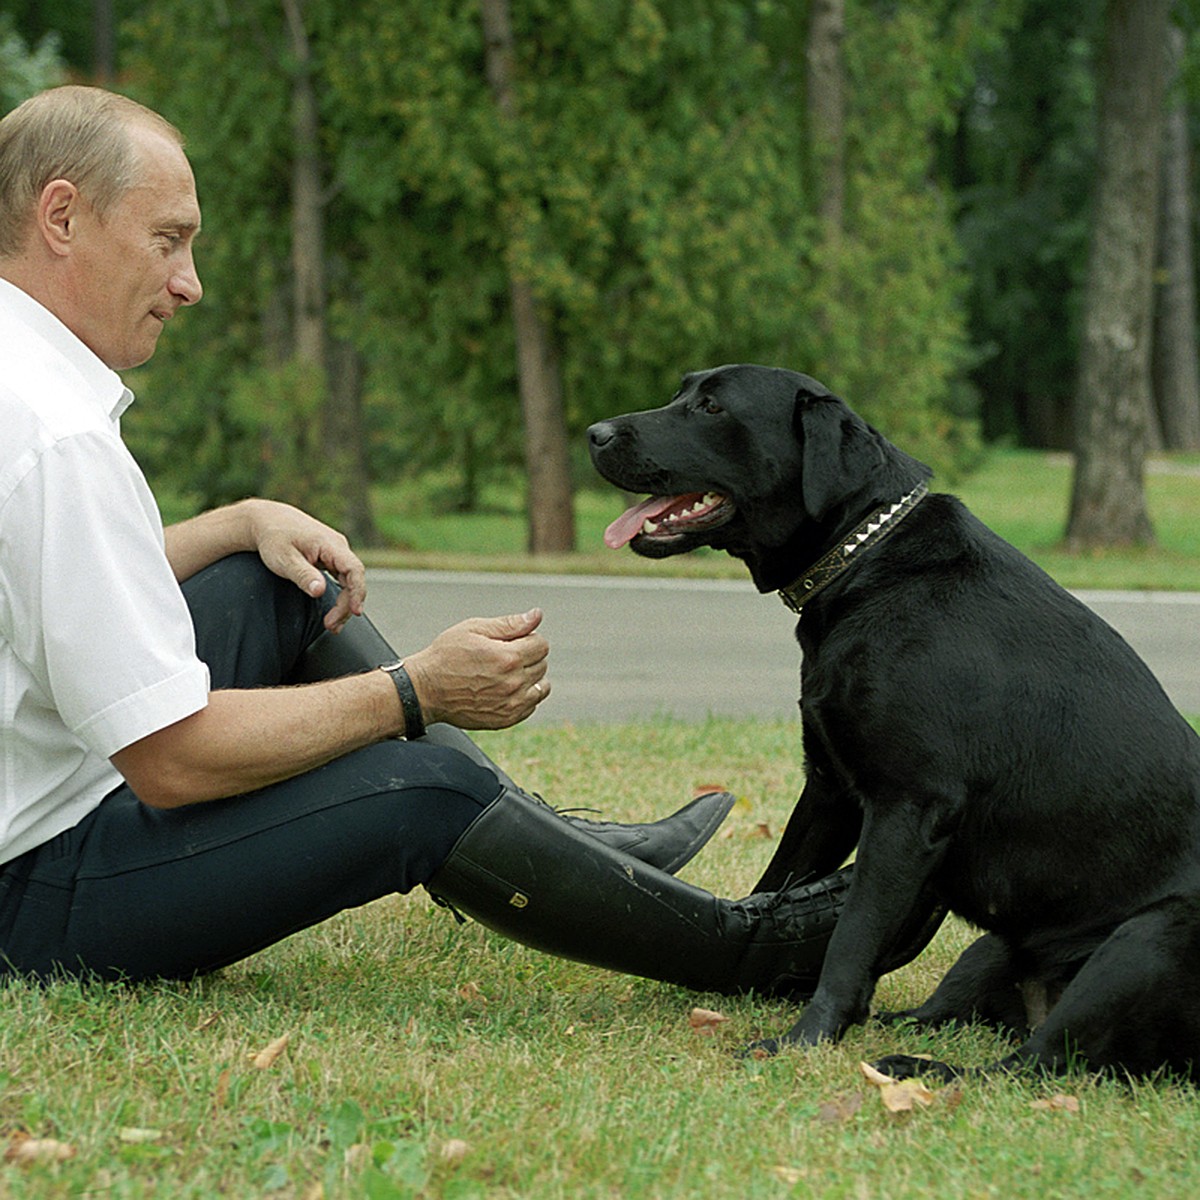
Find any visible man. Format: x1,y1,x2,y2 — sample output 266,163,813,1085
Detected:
0,85,862,998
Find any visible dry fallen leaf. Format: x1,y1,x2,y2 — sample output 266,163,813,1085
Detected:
250,1032,291,1070
692,783,728,799
117,1127,163,1145
688,1007,730,1036
440,1138,469,1166
859,1061,894,1086
457,981,486,1004
4,1133,77,1165
1031,1094,1080,1114
879,1080,936,1113
752,821,773,839
859,1061,936,1113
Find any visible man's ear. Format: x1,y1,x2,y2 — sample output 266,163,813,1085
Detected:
793,389,885,519
36,179,82,257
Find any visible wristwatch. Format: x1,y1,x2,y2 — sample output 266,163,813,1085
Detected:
380,660,426,740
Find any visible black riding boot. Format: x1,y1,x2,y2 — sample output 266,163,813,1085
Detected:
427,788,943,998
293,616,733,875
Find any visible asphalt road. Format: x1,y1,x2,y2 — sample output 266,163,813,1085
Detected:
360,570,1200,723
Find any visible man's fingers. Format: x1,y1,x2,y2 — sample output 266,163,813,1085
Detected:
471,609,543,641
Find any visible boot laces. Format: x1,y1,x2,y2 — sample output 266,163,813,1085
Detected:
523,790,604,821
734,870,850,929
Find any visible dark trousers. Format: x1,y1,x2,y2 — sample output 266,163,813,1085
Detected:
0,555,501,982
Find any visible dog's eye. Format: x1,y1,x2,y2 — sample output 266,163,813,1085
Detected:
697,397,724,415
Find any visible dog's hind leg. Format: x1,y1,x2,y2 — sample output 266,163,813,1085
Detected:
876,900,1200,1082
876,932,1031,1034
987,898,1200,1080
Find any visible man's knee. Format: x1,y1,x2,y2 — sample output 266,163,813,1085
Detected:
182,552,328,687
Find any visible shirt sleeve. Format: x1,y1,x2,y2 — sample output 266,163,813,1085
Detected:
0,428,210,759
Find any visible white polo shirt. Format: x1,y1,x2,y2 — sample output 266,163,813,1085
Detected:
0,279,210,863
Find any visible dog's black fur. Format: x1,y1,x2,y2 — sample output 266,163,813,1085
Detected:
588,364,1200,1080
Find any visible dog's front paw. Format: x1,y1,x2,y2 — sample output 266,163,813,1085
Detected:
870,1054,962,1084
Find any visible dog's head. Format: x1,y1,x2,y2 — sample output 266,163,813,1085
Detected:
587,364,931,591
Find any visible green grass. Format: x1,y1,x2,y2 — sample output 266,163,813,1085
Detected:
5,718,1200,1198
358,449,1200,592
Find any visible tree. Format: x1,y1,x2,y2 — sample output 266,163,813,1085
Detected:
1066,0,1169,549
949,0,1101,449
120,0,378,541
280,0,376,543
115,0,983,536
797,0,1022,478
1151,19,1200,452
806,0,845,235
479,0,574,554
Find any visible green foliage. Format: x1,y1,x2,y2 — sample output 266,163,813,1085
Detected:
0,11,64,111
797,0,1031,479
114,0,992,523
323,0,817,475
18,0,1200,520
951,0,1104,447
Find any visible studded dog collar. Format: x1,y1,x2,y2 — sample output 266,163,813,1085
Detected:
778,483,929,613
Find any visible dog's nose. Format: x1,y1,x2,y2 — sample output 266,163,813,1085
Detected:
588,421,616,449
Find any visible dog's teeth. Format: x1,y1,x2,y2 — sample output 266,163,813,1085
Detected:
703,492,719,505
643,519,659,533
690,500,706,513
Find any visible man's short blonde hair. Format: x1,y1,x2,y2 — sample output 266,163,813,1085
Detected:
0,85,184,257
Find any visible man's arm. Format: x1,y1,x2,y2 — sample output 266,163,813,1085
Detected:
111,609,551,809
164,498,367,631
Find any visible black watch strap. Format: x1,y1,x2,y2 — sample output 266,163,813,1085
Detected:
381,661,426,740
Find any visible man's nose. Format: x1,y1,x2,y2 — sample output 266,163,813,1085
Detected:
173,252,203,305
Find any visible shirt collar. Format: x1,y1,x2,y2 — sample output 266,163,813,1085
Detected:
0,277,135,423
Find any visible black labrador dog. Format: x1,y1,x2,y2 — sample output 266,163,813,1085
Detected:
588,364,1200,1081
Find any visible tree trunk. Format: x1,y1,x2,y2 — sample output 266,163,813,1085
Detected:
509,279,575,552
480,0,575,553
92,0,115,83
1152,22,1200,452
282,0,326,376
1066,0,1168,549
327,335,379,545
281,0,377,541
806,0,845,234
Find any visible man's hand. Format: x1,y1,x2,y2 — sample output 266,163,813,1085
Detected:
402,609,551,730
248,503,366,631
165,499,366,630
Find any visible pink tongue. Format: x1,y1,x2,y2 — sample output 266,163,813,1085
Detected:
603,495,688,549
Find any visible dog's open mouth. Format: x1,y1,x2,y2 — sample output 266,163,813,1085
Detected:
603,491,734,549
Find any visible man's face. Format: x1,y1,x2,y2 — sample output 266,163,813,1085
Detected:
67,124,203,370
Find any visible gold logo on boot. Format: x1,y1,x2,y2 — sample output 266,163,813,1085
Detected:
509,892,529,909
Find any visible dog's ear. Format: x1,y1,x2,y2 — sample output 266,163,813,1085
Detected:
793,389,887,520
